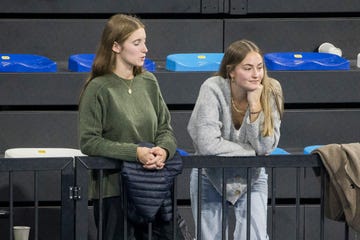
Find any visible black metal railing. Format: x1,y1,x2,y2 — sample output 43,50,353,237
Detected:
0,154,353,240
74,154,333,240
0,157,74,240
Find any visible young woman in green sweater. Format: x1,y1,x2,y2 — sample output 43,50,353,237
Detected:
79,14,179,240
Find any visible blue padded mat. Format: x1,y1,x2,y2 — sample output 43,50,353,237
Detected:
303,145,323,154
166,53,224,71
264,52,350,71
0,54,57,72
68,54,156,72
270,147,290,155
176,148,189,156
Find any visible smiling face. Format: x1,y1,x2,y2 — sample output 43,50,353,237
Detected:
113,27,148,68
229,51,264,91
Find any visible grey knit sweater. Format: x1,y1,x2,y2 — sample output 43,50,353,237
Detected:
187,76,281,203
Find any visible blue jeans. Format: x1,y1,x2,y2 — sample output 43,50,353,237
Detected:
190,168,269,240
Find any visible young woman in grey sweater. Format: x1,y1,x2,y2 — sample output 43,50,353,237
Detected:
187,39,284,240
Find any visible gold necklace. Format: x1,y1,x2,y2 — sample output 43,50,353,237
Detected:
122,78,134,94
231,98,246,115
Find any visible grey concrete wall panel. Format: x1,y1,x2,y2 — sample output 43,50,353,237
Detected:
273,71,360,104
224,18,360,60
1,70,359,106
0,111,79,153
171,109,360,154
156,72,210,105
246,0,360,13
0,19,223,62
145,19,224,60
229,0,248,14
202,0,227,13
0,19,105,61
279,109,360,150
170,111,193,152
0,73,86,106
0,0,200,13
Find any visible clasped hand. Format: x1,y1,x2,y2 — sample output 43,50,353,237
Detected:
137,146,167,170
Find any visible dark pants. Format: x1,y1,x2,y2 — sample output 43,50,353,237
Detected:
93,196,185,240
93,196,134,240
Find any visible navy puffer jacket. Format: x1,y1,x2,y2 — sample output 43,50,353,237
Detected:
121,144,183,224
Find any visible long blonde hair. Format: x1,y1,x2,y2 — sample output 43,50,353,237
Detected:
80,14,145,98
218,39,284,136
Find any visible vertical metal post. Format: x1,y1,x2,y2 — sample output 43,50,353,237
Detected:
172,177,178,240
246,168,252,240
9,172,14,240
61,159,75,240
320,166,325,240
222,168,227,240
271,168,276,240
73,157,89,240
121,172,127,240
34,171,39,240
197,168,202,240
98,170,104,240
296,167,301,240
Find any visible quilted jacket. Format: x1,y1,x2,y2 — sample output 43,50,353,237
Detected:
121,145,183,224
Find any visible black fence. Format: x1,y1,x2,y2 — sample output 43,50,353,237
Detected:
0,154,353,240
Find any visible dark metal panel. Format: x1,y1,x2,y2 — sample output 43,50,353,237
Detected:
224,18,360,60
0,111,79,153
0,0,200,13
247,0,360,13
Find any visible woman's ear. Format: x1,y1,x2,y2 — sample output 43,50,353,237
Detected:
112,41,121,53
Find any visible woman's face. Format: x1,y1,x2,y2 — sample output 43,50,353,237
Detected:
230,51,264,91
114,27,148,67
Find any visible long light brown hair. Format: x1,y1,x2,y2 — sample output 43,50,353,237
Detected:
218,39,284,136
80,14,145,98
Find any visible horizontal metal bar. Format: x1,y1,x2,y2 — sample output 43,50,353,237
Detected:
0,157,73,171
182,154,322,168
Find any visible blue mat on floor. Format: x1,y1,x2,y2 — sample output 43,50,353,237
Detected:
0,54,57,72
68,54,155,72
264,52,349,70
166,53,224,71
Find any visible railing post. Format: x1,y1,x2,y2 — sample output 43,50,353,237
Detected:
74,157,90,240
61,159,75,240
